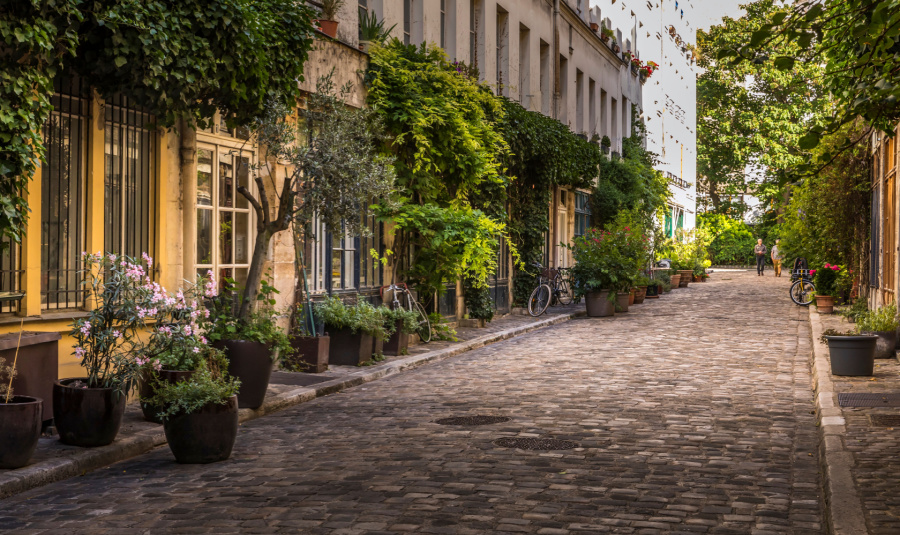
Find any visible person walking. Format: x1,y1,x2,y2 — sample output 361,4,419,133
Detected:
754,239,767,276
771,239,784,277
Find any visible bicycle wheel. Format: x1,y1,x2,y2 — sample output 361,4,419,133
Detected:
556,277,574,305
528,284,552,317
410,298,432,343
790,280,816,306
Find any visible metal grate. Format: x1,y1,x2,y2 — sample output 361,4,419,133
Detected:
493,437,579,450
434,416,511,426
838,393,900,407
870,415,900,427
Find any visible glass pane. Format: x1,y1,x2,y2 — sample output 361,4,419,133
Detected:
234,212,249,264
344,249,355,289
218,267,233,291
233,268,248,288
236,156,250,209
197,149,213,206
219,211,233,265
219,150,234,208
332,249,342,289
219,114,232,136
197,209,213,264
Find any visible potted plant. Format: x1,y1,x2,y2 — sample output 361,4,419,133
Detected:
359,9,396,52
633,275,653,304
669,270,681,289
615,291,631,313
316,0,345,38
821,329,878,376
382,307,420,356
61,253,157,447
206,277,291,410
855,304,898,359
0,356,42,469
568,229,616,317
590,21,599,32
612,40,621,54
316,296,388,365
814,264,840,314
600,26,614,43
600,135,611,155
148,357,241,464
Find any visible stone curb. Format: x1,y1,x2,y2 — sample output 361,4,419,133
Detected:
0,308,585,500
807,306,868,535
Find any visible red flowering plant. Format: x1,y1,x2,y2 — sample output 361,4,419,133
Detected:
567,220,650,299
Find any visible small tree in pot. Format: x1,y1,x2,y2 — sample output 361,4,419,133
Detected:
813,264,841,313
0,356,42,468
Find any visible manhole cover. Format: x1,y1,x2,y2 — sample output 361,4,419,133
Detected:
492,437,578,450
434,415,511,426
870,415,900,427
839,393,900,407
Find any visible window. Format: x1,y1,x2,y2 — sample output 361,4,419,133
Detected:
404,0,411,45
574,192,592,237
519,24,530,106
104,93,157,258
358,0,368,40
469,0,477,63
195,146,254,288
559,55,568,125
42,76,89,310
539,40,550,114
496,7,508,95
440,0,446,49
304,211,383,294
588,78,596,135
575,69,584,133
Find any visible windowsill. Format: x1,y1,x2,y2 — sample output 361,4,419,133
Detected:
0,310,89,327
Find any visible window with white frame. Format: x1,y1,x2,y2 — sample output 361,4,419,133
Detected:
574,192,591,237
194,145,254,288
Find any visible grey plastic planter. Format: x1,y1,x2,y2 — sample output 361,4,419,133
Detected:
825,335,877,376
859,330,898,359
584,290,614,317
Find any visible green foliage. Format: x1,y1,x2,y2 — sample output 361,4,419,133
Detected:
591,112,669,230
319,0,344,20
697,213,756,265
359,9,395,42
567,220,650,295
856,304,898,334
463,276,494,322
204,277,291,360
0,356,16,401
381,307,420,335
427,312,458,341
841,299,869,324
813,264,840,297
146,364,240,421
501,98,603,304
315,296,389,340
777,122,870,271
1,0,316,257
722,0,900,162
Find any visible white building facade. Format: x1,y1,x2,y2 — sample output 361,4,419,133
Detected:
593,0,698,236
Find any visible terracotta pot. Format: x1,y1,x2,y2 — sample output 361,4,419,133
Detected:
692,274,702,282
628,288,635,306
670,274,681,288
289,335,330,373
615,292,630,313
633,286,647,305
164,395,238,464
584,290,614,317
214,340,275,410
590,22,599,32
0,396,42,468
53,378,127,447
815,295,835,314
140,369,196,424
678,270,692,287
316,19,339,38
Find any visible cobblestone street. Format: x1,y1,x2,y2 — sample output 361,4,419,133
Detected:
0,271,824,534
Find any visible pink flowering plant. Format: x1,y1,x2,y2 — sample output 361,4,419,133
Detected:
813,262,842,297
70,253,220,395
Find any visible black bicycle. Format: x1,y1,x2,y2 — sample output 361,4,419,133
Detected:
527,263,574,317
790,257,816,306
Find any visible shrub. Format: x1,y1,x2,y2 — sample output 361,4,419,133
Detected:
856,304,898,333
813,263,841,297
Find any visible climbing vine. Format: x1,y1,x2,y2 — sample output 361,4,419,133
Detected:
0,0,316,244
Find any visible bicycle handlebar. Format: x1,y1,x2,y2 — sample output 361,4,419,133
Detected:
379,283,408,298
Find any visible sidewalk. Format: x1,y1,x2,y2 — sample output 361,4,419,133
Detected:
809,307,900,535
0,303,586,500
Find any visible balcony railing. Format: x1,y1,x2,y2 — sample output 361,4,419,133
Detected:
665,171,690,189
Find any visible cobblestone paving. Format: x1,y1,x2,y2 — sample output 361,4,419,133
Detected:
0,272,823,534
820,311,900,534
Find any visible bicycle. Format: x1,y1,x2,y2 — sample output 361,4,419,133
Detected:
790,268,816,306
380,282,432,343
527,263,574,317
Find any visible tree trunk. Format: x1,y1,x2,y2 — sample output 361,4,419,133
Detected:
239,229,273,320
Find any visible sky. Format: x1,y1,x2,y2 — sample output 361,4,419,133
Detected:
693,0,747,31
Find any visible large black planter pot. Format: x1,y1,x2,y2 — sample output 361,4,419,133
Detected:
328,327,374,366
140,369,195,424
860,330,898,359
164,395,238,464
0,396,42,468
645,284,659,298
53,378,126,447
584,290,614,317
826,335,878,376
384,321,410,357
289,335,330,373
214,340,274,410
